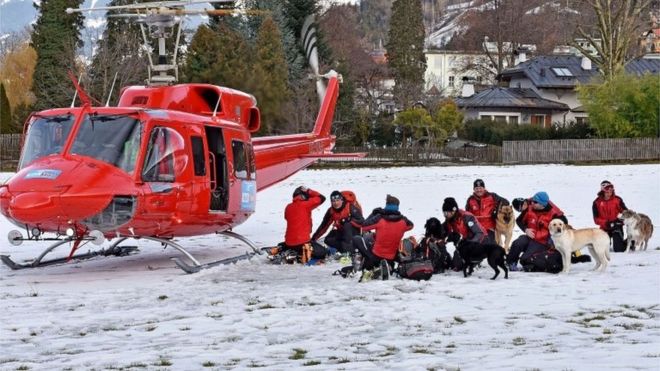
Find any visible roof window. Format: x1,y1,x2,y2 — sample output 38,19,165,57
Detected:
552,67,573,77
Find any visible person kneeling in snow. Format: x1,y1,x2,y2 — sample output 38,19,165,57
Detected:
353,195,414,281
441,197,490,271
279,186,327,264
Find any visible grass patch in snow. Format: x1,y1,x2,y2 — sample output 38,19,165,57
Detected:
289,348,307,360
411,346,433,354
303,360,321,366
512,337,526,346
618,322,644,331
258,304,276,310
206,312,223,319
154,357,172,366
16,366,29,370
202,361,215,367
453,316,466,324
157,295,168,301
179,326,190,331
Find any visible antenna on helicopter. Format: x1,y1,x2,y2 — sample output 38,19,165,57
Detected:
67,0,238,86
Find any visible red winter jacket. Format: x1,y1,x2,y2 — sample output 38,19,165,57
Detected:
592,192,627,230
360,208,414,260
524,201,565,246
284,190,325,246
445,209,487,243
465,191,507,231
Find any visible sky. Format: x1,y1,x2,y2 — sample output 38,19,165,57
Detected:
1,164,659,370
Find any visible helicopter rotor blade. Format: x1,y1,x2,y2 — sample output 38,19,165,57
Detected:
66,0,235,14
301,15,326,102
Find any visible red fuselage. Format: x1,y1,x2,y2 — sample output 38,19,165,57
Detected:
0,78,339,240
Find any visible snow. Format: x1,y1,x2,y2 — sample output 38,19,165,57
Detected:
1,164,660,370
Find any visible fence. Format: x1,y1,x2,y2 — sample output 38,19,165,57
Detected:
326,145,501,165
0,134,21,171
1,135,658,170
502,138,660,163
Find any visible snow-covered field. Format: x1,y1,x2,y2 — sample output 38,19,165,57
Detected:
1,164,659,371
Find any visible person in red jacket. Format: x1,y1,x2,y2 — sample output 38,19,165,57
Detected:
312,191,364,255
592,180,628,252
465,178,508,241
507,191,567,271
353,194,413,280
442,197,489,271
284,186,326,249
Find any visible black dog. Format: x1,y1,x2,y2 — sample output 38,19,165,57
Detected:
457,241,508,280
419,218,452,273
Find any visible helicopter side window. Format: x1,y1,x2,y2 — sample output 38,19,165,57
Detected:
247,143,256,180
142,127,188,183
191,136,206,176
231,140,248,180
19,114,74,169
70,114,142,174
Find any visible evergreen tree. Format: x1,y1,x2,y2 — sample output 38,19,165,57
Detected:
252,17,290,135
88,0,149,105
31,0,84,111
0,84,12,134
182,25,222,83
386,0,426,109
183,23,252,92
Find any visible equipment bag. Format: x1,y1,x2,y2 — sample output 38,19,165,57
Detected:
524,248,562,274
398,260,434,281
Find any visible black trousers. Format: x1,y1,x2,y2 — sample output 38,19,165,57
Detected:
324,222,360,254
608,227,626,252
507,235,548,266
352,234,396,271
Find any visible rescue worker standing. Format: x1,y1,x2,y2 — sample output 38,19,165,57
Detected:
312,191,364,255
465,178,508,242
284,186,326,260
353,195,414,280
592,180,628,252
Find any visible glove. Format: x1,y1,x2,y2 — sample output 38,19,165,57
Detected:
447,232,462,244
608,220,623,230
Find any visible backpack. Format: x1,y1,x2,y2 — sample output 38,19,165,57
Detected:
523,248,562,274
420,237,452,273
341,190,362,214
397,236,434,280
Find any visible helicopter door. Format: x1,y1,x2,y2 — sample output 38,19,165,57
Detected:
204,127,228,211
230,139,256,213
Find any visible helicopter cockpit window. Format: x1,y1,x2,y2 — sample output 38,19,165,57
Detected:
19,114,74,169
70,114,142,174
142,127,188,183
231,140,248,179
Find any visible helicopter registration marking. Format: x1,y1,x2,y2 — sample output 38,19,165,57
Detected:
241,181,257,212
25,169,62,180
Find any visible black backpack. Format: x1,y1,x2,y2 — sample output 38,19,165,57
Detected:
524,248,563,274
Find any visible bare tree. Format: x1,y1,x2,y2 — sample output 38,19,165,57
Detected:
574,0,652,79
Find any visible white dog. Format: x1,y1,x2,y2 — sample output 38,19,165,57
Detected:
618,210,654,252
549,219,610,273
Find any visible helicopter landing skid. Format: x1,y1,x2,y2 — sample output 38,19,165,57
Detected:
172,231,265,274
0,238,138,270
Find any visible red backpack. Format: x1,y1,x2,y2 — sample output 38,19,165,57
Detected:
341,190,362,214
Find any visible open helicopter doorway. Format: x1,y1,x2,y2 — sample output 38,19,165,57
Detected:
204,127,228,211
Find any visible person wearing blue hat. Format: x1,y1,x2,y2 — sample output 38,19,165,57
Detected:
507,191,567,271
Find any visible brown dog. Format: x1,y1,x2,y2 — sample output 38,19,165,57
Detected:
495,204,515,253
618,210,654,252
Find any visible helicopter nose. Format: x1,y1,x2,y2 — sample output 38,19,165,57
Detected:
1,158,136,228
4,187,113,225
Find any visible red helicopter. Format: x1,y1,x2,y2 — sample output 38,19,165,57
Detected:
0,0,359,273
